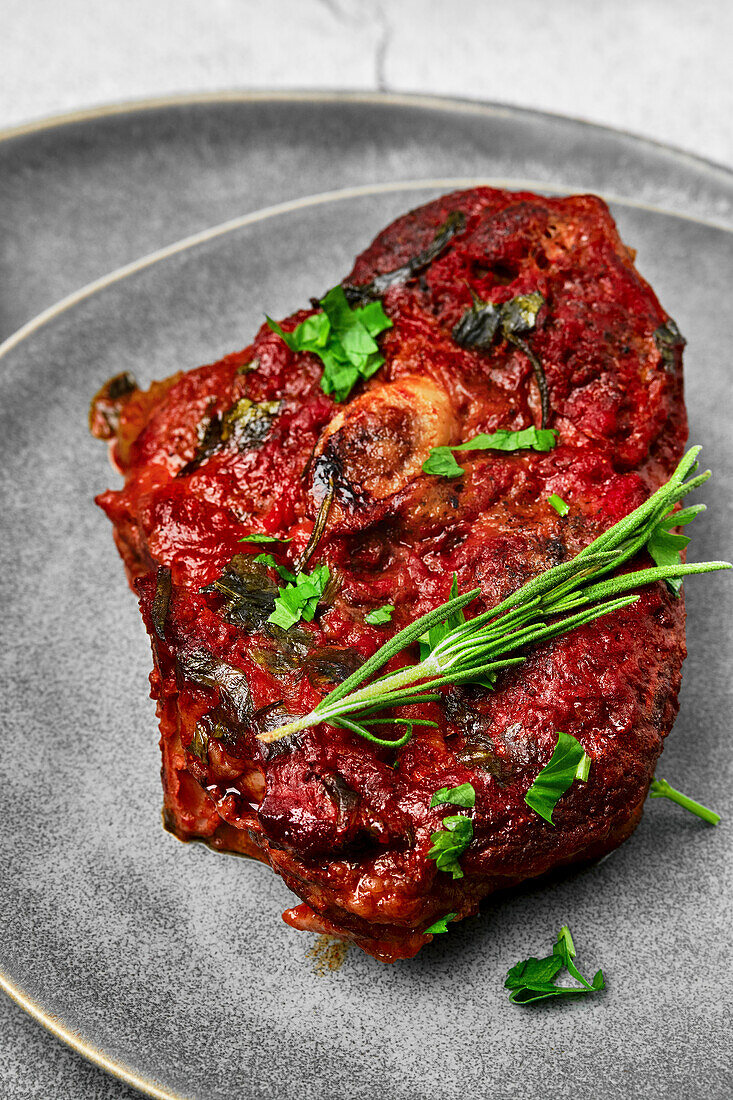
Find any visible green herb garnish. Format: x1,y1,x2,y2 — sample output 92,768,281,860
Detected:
428,814,474,879
268,563,331,631
524,732,590,824
430,782,476,809
239,533,293,545
267,285,393,402
649,777,720,825
365,605,395,625
257,447,730,746
505,926,605,1004
548,493,569,516
425,912,458,935
423,427,557,478
646,504,704,595
253,553,297,584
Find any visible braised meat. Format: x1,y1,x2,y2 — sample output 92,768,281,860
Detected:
92,188,688,962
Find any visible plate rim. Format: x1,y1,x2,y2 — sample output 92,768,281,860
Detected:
1,87,732,188
3,134,732,1100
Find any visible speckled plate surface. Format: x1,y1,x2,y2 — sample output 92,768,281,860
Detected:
1,97,732,1100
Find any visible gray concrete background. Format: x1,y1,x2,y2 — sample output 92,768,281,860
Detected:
1,2,730,1098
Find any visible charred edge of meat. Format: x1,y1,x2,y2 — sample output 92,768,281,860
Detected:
88,371,138,439
342,210,467,304
444,688,516,785
151,565,172,640
179,398,282,475
654,318,686,373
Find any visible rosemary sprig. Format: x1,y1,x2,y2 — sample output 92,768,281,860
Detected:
257,448,729,745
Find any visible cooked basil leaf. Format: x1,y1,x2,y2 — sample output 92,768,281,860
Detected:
423,426,557,477
201,555,278,632
425,912,458,935
505,925,605,1005
548,493,569,516
365,604,395,625
654,318,686,372
452,301,501,349
499,292,545,337
151,565,172,640
524,731,590,824
430,782,476,809
453,291,544,350
267,285,392,403
427,813,474,879
344,211,466,304
269,563,331,631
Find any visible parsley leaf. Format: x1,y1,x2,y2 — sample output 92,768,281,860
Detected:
524,731,591,825
422,447,464,478
365,604,394,625
430,782,476,809
239,533,293,545
253,553,297,584
646,504,704,595
428,813,474,879
422,427,557,477
505,926,605,1005
425,912,458,935
268,563,331,631
267,285,392,402
548,493,569,516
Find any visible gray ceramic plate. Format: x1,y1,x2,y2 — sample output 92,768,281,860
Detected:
1,96,732,1100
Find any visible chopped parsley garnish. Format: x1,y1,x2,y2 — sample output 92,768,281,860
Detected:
423,426,557,478
254,553,297,584
425,912,458,935
525,731,591,825
505,925,605,1004
267,285,393,402
430,782,476,809
646,504,704,595
268,563,331,631
239,533,293,545
649,776,720,825
365,604,394,625
427,814,474,879
548,493,569,516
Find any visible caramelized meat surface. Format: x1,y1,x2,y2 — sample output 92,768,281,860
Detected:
93,189,687,961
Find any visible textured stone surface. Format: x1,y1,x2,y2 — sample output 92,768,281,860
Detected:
1,0,732,168
0,186,731,1099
